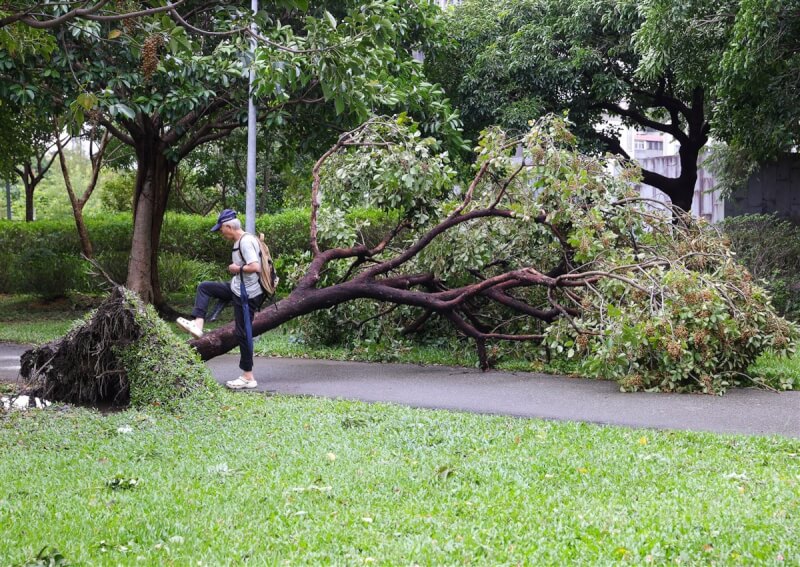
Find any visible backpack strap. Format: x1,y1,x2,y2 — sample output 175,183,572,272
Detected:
237,232,261,264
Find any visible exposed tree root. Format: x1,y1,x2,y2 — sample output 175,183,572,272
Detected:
20,286,212,409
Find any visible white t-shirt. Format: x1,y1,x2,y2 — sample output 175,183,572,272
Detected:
230,233,263,298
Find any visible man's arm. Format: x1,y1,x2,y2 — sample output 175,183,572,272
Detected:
228,261,260,274
229,235,261,274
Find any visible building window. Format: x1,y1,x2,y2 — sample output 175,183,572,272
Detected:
634,140,646,150
647,140,663,151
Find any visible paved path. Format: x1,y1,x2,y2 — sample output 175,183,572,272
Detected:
3,342,798,438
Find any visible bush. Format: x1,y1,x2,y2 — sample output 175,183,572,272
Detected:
721,214,800,321
0,208,399,297
0,251,15,294
158,253,219,295
19,250,81,300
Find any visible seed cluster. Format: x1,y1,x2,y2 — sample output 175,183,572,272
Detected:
140,34,164,81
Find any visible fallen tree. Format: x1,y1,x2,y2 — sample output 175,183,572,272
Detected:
192,116,797,394
19,116,798,401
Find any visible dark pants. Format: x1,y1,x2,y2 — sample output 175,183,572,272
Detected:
191,281,262,372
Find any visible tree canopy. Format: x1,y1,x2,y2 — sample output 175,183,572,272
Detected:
426,0,737,211
635,0,800,190
1,0,463,308
711,0,800,163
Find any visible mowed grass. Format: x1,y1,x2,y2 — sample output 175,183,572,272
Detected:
0,294,238,346
255,331,482,368
0,294,85,345
1,392,798,565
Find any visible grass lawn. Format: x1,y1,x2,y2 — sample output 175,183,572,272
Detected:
1,296,799,563
1,392,799,565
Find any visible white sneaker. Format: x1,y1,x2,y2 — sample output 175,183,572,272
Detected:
176,317,203,339
225,377,258,390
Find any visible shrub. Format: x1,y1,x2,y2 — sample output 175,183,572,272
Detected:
0,207,398,297
158,253,219,295
721,214,800,321
0,251,15,294
93,251,131,288
0,208,386,297
19,250,81,300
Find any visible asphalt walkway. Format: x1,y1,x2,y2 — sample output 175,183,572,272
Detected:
2,342,798,438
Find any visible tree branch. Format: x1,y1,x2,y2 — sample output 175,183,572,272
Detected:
4,0,186,29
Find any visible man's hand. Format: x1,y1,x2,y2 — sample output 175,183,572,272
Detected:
229,262,259,274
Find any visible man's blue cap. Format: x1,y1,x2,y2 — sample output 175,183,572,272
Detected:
210,209,237,232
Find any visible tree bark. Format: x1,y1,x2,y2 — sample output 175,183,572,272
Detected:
596,87,710,212
640,147,699,213
17,148,58,222
127,135,174,306
24,173,34,222
638,94,708,212
70,203,93,258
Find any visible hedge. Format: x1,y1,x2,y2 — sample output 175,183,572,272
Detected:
720,214,800,321
0,208,395,298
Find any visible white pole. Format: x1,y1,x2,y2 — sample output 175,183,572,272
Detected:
245,0,258,234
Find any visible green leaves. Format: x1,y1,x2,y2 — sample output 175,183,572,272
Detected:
246,1,460,146
324,10,338,30
318,117,455,247
108,103,135,120
76,92,97,110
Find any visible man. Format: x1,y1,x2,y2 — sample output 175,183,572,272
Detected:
176,209,263,389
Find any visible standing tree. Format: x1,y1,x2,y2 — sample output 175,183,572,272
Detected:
14,136,64,222
692,0,800,171
1,0,462,310
54,126,113,257
0,100,58,220
426,0,741,211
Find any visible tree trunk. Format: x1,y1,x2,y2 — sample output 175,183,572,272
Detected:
191,284,369,360
127,138,173,306
640,146,699,213
149,164,174,312
23,164,34,222
18,151,58,222
71,206,93,258
56,131,109,259
643,87,709,212
24,183,34,222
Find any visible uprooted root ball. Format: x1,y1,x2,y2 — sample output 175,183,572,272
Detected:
20,286,215,409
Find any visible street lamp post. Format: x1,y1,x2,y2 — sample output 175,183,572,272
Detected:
245,0,258,234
